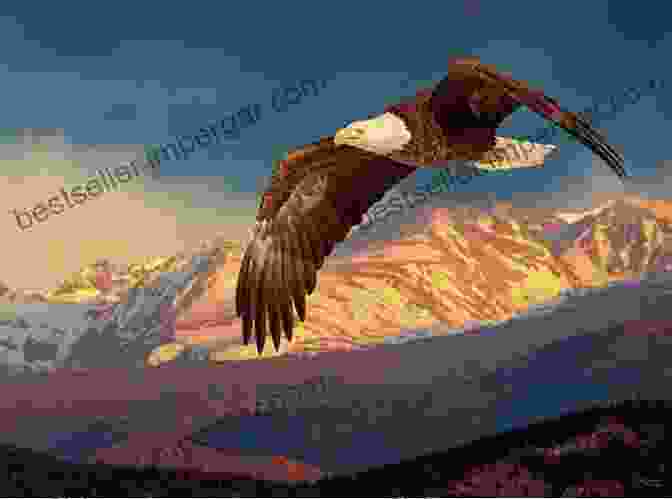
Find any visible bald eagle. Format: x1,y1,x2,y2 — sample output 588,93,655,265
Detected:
236,56,627,354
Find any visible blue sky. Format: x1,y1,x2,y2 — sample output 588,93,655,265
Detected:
1,0,671,288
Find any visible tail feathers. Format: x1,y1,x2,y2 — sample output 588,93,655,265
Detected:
473,136,558,171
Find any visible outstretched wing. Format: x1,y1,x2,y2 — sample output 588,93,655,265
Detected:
431,56,627,179
256,136,340,222
236,146,416,354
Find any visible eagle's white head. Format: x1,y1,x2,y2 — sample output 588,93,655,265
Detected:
334,112,412,155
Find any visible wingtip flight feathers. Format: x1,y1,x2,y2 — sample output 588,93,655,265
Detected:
473,62,628,181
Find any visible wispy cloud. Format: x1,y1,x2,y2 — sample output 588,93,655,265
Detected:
0,129,252,290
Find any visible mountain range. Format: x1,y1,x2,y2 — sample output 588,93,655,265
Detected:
2,193,672,482
3,194,667,366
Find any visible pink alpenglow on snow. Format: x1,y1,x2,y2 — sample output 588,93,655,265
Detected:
462,319,483,334
92,262,116,320
463,223,497,243
543,223,563,233
159,302,178,343
94,269,113,292
428,207,454,230
657,254,672,272
625,223,639,243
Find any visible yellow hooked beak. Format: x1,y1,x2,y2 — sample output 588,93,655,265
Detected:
334,126,365,146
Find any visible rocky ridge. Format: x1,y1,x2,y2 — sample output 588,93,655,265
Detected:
3,196,672,371
199,196,672,362
0,236,241,374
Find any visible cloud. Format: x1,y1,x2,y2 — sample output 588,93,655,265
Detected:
1,129,256,290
